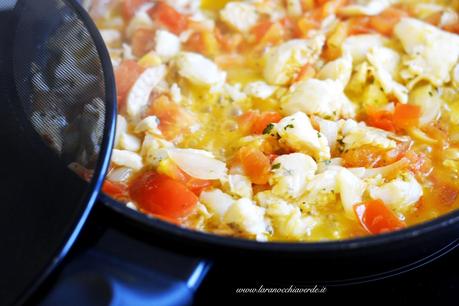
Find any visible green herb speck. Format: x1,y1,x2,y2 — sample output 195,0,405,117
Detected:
263,123,275,135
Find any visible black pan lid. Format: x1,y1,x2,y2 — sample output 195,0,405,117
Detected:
0,0,115,304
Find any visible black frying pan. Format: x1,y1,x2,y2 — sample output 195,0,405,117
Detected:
1,0,458,305
38,187,459,304
100,191,459,273
37,181,459,305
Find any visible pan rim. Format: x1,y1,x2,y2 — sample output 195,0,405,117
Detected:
100,194,459,253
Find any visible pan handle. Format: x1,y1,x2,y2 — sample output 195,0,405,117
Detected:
39,228,211,306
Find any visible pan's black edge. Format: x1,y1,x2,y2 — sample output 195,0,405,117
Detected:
100,193,459,260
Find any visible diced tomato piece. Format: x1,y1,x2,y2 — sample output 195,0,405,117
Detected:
237,110,259,134
436,184,459,207
249,19,284,47
354,200,406,234
251,112,282,134
366,110,396,132
184,31,205,53
184,30,219,56
393,103,421,130
186,178,213,195
443,21,459,34
148,95,195,140
369,7,408,36
237,111,282,135
238,146,271,185
102,180,129,200
251,20,274,42
366,104,421,132
348,17,374,35
279,17,303,39
342,145,385,168
430,175,459,207
131,28,156,57
148,2,188,34
314,0,330,5
252,183,272,194
114,60,144,109
130,172,198,219
122,0,150,21
343,141,412,169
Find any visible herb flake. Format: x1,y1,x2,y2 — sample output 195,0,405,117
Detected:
263,123,275,135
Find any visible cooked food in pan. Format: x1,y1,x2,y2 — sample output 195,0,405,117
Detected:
90,0,459,241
